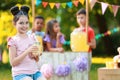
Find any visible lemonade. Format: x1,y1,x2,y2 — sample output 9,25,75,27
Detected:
36,35,43,55
70,31,89,52
32,42,41,56
106,61,114,69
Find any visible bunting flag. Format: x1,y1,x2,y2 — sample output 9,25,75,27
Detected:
49,3,55,9
67,2,73,8
79,0,85,5
36,0,84,9
101,2,108,14
61,3,67,8
90,0,120,16
112,5,119,17
36,0,120,17
55,3,60,9
36,0,42,6
90,0,97,10
73,1,79,7
42,2,48,8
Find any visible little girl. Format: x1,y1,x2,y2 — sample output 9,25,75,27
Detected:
44,19,65,52
8,6,45,80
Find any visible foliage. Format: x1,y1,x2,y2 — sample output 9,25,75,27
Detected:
0,12,16,52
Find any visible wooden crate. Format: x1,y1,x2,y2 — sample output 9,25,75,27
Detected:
98,67,120,80
38,52,89,80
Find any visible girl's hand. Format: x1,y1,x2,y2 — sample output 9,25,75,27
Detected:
57,48,64,53
28,52,34,59
57,32,62,39
26,45,39,55
88,38,96,49
28,52,39,62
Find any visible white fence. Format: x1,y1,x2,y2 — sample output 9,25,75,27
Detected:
38,52,90,80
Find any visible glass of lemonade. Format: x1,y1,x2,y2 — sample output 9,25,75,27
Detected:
106,61,114,69
36,36,43,55
33,42,42,56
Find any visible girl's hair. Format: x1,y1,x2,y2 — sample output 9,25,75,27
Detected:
46,19,58,39
10,5,30,23
76,8,86,15
35,15,44,21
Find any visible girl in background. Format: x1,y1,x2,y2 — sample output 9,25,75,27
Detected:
44,19,65,52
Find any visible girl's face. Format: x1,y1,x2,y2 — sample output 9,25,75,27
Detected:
15,15,29,34
53,22,60,33
34,19,44,31
77,14,86,26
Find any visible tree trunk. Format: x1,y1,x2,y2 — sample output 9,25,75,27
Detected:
95,14,115,55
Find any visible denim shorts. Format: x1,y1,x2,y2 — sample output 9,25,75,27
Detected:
13,71,44,80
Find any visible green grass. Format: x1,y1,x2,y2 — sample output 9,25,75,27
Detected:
0,69,12,80
0,63,12,80
90,63,105,80
0,63,105,80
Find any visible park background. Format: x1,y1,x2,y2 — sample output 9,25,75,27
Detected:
0,0,120,80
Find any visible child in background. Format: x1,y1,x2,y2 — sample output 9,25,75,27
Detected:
73,8,96,51
27,16,45,38
44,19,65,52
27,16,45,52
73,8,96,71
8,6,45,80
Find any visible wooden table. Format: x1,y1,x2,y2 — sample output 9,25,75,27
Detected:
98,67,120,80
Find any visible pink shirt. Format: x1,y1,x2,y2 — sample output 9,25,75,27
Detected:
7,34,39,77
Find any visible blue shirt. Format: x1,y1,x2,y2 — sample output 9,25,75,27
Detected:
27,30,45,38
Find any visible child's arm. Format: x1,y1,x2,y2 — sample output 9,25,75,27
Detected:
9,45,38,66
87,28,96,49
28,52,39,62
56,32,63,48
46,42,64,52
88,38,96,49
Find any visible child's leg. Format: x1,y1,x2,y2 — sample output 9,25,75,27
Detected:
33,71,46,80
13,74,33,80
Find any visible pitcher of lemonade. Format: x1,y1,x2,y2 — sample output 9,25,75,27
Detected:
70,31,89,52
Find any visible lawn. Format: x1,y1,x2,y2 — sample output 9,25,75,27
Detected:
0,57,112,80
